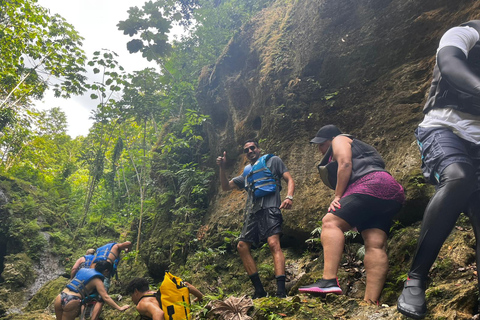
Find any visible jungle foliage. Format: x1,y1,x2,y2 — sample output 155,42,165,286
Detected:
0,0,275,288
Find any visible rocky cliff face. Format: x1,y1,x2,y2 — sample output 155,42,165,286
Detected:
197,0,480,241
194,0,480,318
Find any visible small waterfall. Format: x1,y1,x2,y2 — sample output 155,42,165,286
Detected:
0,188,8,204
7,231,65,314
27,232,65,299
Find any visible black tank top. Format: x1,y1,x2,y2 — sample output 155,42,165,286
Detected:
317,135,386,190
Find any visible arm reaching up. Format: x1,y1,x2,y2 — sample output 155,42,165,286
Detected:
216,151,237,191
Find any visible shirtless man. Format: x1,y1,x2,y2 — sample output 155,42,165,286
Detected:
127,277,203,320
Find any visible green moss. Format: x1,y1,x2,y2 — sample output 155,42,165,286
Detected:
425,286,444,299
432,257,454,279
1,254,34,288
24,277,68,312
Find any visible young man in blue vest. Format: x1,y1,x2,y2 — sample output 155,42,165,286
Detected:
216,139,295,298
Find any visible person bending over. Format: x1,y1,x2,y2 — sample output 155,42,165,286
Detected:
70,248,96,279
299,124,404,304
54,260,129,320
89,241,132,320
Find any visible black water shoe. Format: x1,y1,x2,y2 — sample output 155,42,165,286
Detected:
252,291,267,299
397,278,427,319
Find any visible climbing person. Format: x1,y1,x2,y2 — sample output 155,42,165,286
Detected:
70,248,96,279
127,278,165,320
54,260,129,320
89,241,133,320
299,124,404,304
397,20,480,319
126,277,203,320
216,139,295,298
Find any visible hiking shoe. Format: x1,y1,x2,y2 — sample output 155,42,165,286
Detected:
275,292,287,298
397,278,427,319
298,278,343,295
252,291,268,299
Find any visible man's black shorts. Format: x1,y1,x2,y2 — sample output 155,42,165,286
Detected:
238,207,282,245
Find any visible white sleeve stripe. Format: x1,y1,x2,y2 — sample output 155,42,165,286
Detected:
437,26,479,58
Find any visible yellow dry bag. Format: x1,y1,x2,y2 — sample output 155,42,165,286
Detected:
159,272,191,320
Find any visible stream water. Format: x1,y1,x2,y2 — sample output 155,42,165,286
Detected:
28,232,65,298
0,189,8,204
7,231,65,314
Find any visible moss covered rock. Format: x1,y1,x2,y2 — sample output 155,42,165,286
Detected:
1,254,34,288
24,276,68,312
1,311,56,320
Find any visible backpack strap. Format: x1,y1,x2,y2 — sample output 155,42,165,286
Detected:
264,153,274,163
136,290,162,306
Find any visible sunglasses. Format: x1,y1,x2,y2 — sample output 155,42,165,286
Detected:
243,146,256,153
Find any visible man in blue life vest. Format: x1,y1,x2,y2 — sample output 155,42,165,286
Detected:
89,241,133,320
70,248,96,279
397,20,480,319
216,139,295,298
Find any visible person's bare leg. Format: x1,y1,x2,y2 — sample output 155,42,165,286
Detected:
238,240,267,296
362,228,388,303
267,234,285,276
267,234,287,296
62,299,81,320
90,301,104,320
237,240,257,274
54,294,63,320
321,213,351,279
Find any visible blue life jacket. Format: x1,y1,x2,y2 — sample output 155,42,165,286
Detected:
82,254,95,269
242,154,277,198
93,243,119,274
66,268,104,299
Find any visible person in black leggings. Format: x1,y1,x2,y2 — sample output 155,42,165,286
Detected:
397,20,480,319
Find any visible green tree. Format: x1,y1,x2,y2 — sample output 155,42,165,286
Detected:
118,69,165,252
37,107,68,135
117,1,173,62
1,107,76,186
0,0,87,113
78,50,127,229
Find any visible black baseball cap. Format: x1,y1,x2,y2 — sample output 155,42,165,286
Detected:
310,124,342,144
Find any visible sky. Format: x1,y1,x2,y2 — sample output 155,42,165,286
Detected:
34,0,164,137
